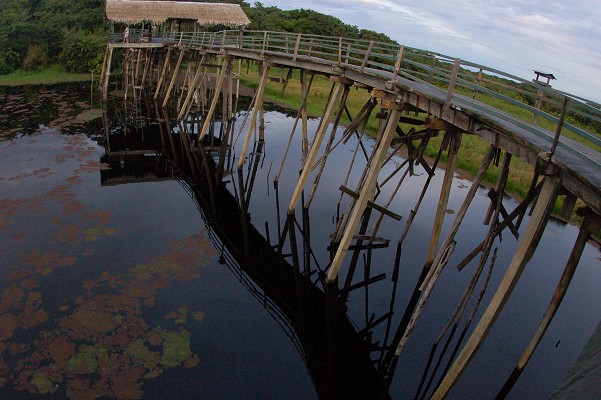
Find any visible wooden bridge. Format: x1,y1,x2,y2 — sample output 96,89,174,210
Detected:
99,25,601,400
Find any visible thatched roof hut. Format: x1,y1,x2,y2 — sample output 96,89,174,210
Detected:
105,0,251,27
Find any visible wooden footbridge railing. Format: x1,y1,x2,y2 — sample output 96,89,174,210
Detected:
99,29,601,399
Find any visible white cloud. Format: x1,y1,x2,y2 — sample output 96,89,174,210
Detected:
257,0,601,101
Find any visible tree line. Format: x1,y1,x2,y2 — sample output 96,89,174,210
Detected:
0,0,396,75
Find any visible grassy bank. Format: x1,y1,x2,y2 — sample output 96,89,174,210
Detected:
0,65,91,86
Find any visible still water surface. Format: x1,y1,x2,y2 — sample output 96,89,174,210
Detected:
0,83,599,399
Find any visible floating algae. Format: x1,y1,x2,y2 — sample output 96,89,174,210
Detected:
83,227,116,242
126,339,158,370
192,311,205,322
164,307,188,324
75,109,104,122
68,346,98,375
31,371,56,394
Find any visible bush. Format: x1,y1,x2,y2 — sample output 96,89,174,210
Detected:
0,50,20,75
59,29,106,73
23,45,49,71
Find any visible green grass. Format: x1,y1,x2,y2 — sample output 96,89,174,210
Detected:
0,65,92,86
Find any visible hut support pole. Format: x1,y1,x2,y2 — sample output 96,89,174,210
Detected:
154,47,172,100
101,45,114,101
140,49,153,91
238,63,271,169
432,173,561,400
199,58,230,141
287,81,345,214
495,209,600,399
162,48,186,108
325,106,402,284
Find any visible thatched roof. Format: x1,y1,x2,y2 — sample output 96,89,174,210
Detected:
105,0,251,27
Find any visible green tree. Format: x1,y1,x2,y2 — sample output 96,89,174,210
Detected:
59,29,106,73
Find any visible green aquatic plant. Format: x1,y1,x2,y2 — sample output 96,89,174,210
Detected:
160,329,192,368
67,346,98,375
31,372,56,394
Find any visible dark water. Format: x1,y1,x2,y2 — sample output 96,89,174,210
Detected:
0,83,599,400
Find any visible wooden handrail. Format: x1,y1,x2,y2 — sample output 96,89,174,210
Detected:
107,29,601,154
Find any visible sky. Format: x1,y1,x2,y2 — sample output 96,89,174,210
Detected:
256,0,601,103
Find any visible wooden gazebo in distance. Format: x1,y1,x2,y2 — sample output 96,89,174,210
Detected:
533,70,556,86
105,0,250,29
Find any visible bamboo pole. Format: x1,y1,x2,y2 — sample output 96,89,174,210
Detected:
162,48,186,108
301,70,309,161
432,174,561,400
424,132,461,267
287,81,345,214
199,57,230,141
178,55,206,120
237,63,271,169
325,105,403,284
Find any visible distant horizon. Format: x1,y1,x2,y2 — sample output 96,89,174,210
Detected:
254,0,601,104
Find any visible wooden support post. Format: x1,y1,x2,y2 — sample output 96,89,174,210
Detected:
392,46,405,83
425,132,460,266
361,40,374,72
484,151,512,225
301,70,309,161
550,97,570,155
162,48,186,108
281,68,293,96
154,47,172,100
99,45,110,92
428,56,436,83
325,106,403,284
443,58,461,113
532,87,543,125
472,68,483,99
287,81,345,214
237,63,271,169
559,192,578,220
134,49,142,87
432,174,561,400
496,209,601,399
293,34,302,61
101,45,114,101
199,58,230,141
139,49,153,91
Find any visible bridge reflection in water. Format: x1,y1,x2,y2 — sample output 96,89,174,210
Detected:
100,99,392,400
99,78,599,398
